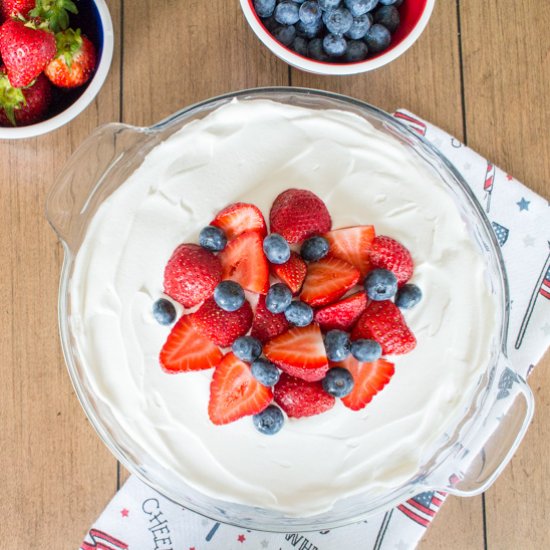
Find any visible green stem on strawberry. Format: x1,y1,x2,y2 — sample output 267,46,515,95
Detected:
0,71,26,126
29,0,78,33
54,27,83,67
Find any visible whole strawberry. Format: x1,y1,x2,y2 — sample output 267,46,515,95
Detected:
369,235,413,286
1,0,36,19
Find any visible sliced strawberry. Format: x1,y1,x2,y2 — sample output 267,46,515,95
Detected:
208,352,273,425
219,230,269,294
300,256,360,308
336,356,395,411
164,243,222,308
264,324,329,382
369,235,413,286
274,372,335,418
314,291,367,332
325,225,375,278
251,294,290,343
193,297,253,347
271,251,307,295
211,202,267,240
352,300,416,355
159,315,223,373
269,188,332,244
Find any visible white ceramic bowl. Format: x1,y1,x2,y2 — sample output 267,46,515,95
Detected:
240,0,435,75
0,0,114,140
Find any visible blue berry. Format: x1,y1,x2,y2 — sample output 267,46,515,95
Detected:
266,283,293,314
263,233,291,264
344,39,369,61
297,17,323,37
293,0,307,3
152,298,176,325
364,23,391,52
273,24,297,45
323,33,347,57
323,7,353,34
374,5,400,33
301,236,329,262
322,367,354,397
251,358,281,386
199,225,227,252
344,0,378,16
364,268,398,301
379,0,401,5
262,16,279,33
351,338,382,362
275,1,300,25
253,405,284,435
318,0,341,10
284,301,314,326
324,329,351,362
299,1,322,24
254,0,276,17
308,37,329,60
232,336,263,363
293,36,309,55
213,281,245,312
345,13,372,38
395,284,422,309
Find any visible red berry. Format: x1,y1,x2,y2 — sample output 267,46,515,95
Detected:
325,225,375,278
250,294,290,344
314,291,367,332
211,202,267,241
369,235,413,286
0,0,35,19
271,251,307,295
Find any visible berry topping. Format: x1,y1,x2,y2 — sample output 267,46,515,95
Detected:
159,315,223,373
269,189,332,244
251,357,281,386
299,1,322,25
369,235,413,286
251,295,290,344
263,233,291,265
219,230,270,294
301,236,329,262
364,23,391,53
284,300,314,327
152,298,176,326
350,338,382,362
211,202,267,240
208,353,273,425
352,300,416,355
323,34,347,57
325,225,375,278
364,268,398,301
324,329,351,362
395,283,422,309
266,283,293,314
322,367,355,398
345,13,373,39
300,256,360,307
275,1,300,25
163,243,222,308
213,280,245,312
253,405,285,435
314,291,367,332
272,251,308,295
199,225,227,252
264,324,329,382
323,8,353,35
232,336,263,363
274,373,335,418
193,297,253,348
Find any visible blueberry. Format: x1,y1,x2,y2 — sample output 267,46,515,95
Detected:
308,37,329,60
275,1,300,24
323,33,347,57
253,405,284,435
351,338,382,362
344,0,378,16
299,1,322,25
254,0,276,17
263,233,291,264
301,236,329,262
297,17,324,37
262,16,279,33
266,283,293,314
324,329,351,362
152,298,176,325
199,225,227,252
322,367,354,398
293,35,309,55
395,284,422,309
251,358,281,386
213,281,245,312
364,23,391,52
364,268,398,301
284,301,314,326
318,0,341,10
323,7,353,34
374,5,400,33
344,39,369,61
232,336,263,363
293,0,307,3
379,0,401,5
345,13,372,39
273,24,297,45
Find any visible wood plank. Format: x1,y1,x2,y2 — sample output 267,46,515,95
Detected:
0,1,122,548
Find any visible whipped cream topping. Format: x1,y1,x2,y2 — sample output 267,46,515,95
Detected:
70,99,497,516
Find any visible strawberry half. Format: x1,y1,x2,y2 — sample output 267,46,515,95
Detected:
271,251,307,295
219,230,269,294
274,373,335,418
352,300,416,355
314,291,367,332
208,352,273,425
264,324,329,382
336,356,395,411
300,256,360,308
164,243,222,308
325,225,375,278
369,235,413,286
251,294,290,344
193,297,253,347
211,202,267,241
269,188,332,244
159,315,223,373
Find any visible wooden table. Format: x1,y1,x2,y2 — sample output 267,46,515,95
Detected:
1,1,548,547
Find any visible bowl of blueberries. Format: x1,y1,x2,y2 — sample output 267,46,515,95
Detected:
241,0,435,75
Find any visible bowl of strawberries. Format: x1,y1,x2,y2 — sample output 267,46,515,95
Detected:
0,0,113,139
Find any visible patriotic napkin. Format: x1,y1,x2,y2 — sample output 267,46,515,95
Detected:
80,111,550,550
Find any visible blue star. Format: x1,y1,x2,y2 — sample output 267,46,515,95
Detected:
517,198,530,211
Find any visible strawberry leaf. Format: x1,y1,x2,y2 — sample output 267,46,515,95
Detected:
30,0,78,33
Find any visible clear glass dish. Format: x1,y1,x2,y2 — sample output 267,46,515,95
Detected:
46,88,534,532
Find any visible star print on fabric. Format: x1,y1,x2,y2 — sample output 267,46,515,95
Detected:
238,534,246,543
506,174,513,181
542,323,550,336
517,197,530,211
523,235,535,247
261,540,269,548
120,508,129,518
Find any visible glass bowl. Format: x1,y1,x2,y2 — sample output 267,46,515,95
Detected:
46,87,534,532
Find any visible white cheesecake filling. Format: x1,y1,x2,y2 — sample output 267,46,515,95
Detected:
70,99,497,516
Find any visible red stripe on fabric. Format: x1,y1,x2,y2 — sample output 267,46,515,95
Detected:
432,496,443,506
398,504,430,527
408,499,436,516
540,288,550,300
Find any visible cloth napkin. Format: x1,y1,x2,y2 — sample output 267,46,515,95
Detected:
79,111,550,550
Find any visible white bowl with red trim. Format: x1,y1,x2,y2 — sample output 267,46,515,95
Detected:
240,0,435,75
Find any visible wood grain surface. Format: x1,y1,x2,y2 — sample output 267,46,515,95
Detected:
0,0,548,548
